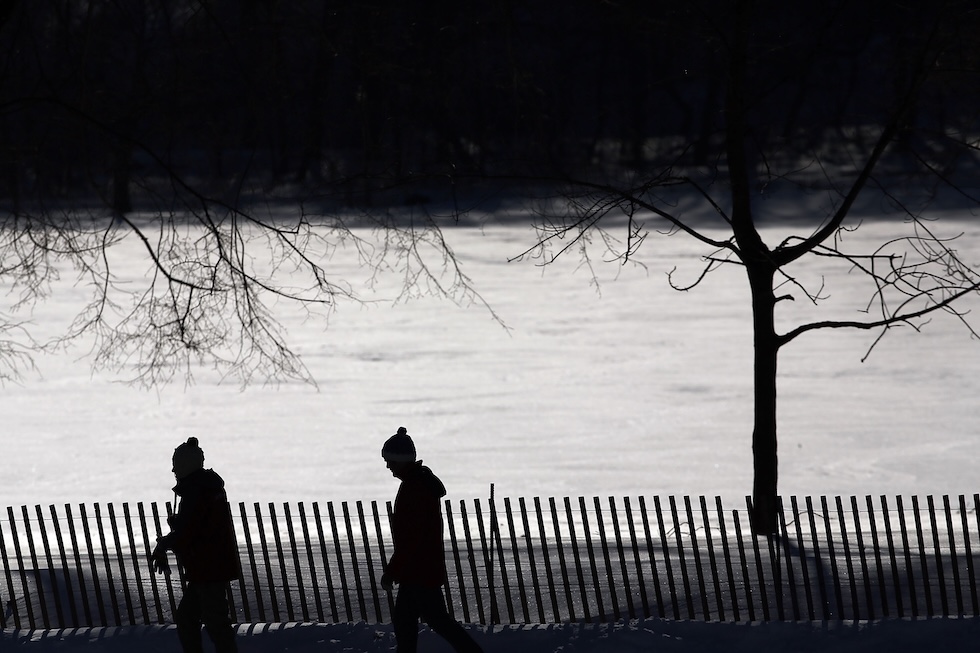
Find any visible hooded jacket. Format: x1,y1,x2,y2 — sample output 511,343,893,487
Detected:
164,468,240,583
386,462,449,588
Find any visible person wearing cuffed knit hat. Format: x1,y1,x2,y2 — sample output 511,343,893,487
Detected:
151,437,240,653
380,426,483,653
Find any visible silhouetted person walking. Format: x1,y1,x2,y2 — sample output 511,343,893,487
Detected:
151,437,240,653
380,427,484,653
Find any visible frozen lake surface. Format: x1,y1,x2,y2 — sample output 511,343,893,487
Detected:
3,211,980,509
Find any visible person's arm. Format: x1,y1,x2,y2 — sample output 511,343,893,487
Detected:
150,491,203,574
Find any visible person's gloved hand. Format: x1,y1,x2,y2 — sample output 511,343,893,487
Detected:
380,572,394,593
150,539,170,575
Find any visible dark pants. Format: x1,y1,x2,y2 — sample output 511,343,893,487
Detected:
175,581,238,653
393,584,483,653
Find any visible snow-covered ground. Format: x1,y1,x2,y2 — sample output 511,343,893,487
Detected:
3,203,980,650
6,616,980,651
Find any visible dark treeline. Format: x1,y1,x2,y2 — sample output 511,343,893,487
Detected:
0,0,976,211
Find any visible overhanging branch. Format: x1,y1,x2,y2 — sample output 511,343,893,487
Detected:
779,279,980,347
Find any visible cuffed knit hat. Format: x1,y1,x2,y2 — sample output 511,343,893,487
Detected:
172,437,205,480
381,426,416,463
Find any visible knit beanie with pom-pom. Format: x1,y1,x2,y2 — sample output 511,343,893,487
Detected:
172,437,205,480
381,427,416,463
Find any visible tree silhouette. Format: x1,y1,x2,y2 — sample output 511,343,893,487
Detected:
511,0,980,534
0,2,493,386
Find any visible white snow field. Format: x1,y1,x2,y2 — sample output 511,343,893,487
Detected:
3,201,980,651
3,210,979,508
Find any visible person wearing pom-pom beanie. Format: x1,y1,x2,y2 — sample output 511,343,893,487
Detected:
380,427,484,653
151,437,240,653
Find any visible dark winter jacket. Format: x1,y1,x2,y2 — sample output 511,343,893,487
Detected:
163,468,240,583
386,462,449,588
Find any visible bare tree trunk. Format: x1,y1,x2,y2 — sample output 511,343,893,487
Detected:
748,264,779,535
726,0,779,535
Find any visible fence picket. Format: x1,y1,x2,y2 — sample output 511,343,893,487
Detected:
534,497,559,620
910,495,933,617
8,506,34,628
326,502,352,622
0,508,22,628
371,501,395,617
137,503,165,624
653,496,679,620
21,505,49,627
48,505,80,626
895,496,918,617
638,496,666,620
444,500,469,623
297,502,322,622
491,495,514,624
731,508,754,622
714,497,738,622
96,503,124,624
834,496,858,620
579,496,605,621
927,496,949,616
312,502,339,622
473,498,496,624
804,497,829,620
697,497,722,621
503,498,530,623
34,504,64,627
78,504,105,626
683,496,707,620
355,501,383,622
788,497,813,620
254,503,280,622
974,494,980,614
849,496,874,620
764,519,783,621
459,499,486,624
106,503,135,624
668,496,694,619
121,504,150,624
745,498,770,621
864,497,889,618
152,503,178,619
563,496,590,622
239,502,262,621
879,496,903,617
605,497,633,619
340,502,366,621
517,497,542,623
960,495,978,614
443,502,460,621
269,504,294,620
283,503,309,622
941,495,962,615
547,498,573,622
625,497,650,619
776,498,798,621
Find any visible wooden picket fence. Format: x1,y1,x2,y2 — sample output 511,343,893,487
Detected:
2,494,980,630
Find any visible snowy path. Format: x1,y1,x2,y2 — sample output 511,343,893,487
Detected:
7,617,980,652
